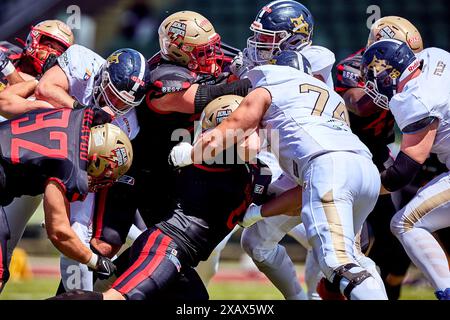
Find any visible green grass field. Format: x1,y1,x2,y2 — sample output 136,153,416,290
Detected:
0,261,436,300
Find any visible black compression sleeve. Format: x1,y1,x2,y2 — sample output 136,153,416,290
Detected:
194,78,252,113
380,151,423,192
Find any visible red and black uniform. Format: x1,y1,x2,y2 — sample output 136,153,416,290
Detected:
0,40,38,83
92,52,234,247
111,160,256,300
336,48,395,170
0,107,104,281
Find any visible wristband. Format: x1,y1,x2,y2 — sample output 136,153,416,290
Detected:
1,61,15,77
86,252,98,269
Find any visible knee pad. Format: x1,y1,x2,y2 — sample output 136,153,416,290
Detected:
332,263,372,300
435,288,450,300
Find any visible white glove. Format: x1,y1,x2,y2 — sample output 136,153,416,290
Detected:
0,50,15,77
229,51,244,77
239,203,263,228
169,142,194,167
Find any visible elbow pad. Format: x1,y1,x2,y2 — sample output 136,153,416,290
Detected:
380,151,423,192
194,78,252,113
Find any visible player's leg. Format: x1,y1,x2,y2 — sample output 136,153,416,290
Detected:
241,214,307,300
287,223,323,299
105,227,183,300
1,196,42,293
195,225,238,286
4,196,42,266
390,172,450,299
302,152,387,300
60,192,95,291
0,207,10,293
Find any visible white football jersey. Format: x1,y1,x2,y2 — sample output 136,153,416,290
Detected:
390,47,450,168
57,44,139,139
300,45,335,88
248,64,371,182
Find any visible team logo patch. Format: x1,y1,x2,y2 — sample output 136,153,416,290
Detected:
253,184,265,195
83,68,92,81
215,108,232,125
112,147,128,166
169,21,187,40
107,52,122,64
290,15,309,36
117,175,135,185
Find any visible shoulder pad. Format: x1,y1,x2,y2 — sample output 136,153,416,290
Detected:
402,116,437,134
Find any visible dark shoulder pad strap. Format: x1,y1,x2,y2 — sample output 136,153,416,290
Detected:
402,116,437,134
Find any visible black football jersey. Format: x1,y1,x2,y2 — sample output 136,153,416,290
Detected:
157,163,253,265
335,48,395,169
0,107,96,205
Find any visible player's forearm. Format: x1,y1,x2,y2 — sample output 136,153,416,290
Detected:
5,69,25,85
261,186,302,218
0,80,53,118
35,82,75,109
47,225,93,263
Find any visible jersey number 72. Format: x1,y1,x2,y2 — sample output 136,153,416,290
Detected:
10,109,71,164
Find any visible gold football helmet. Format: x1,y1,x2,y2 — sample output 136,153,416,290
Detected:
24,19,74,73
202,95,244,129
367,16,423,53
87,123,133,191
158,11,223,75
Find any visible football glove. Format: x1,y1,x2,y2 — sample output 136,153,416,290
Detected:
169,142,194,167
336,53,364,90
239,203,263,228
87,253,116,280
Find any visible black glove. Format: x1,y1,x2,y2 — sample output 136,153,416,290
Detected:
336,53,364,90
88,255,116,280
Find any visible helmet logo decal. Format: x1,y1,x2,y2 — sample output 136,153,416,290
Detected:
290,15,309,35
131,75,145,87
215,108,233,125
377,26,396,41
367,55,393,74
168,21,187,40
107,52,122,64
102,147,128,167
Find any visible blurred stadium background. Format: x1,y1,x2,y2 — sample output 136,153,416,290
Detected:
0,0,449,299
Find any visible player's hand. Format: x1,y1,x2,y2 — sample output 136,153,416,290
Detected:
230,51,253,78
239,203,263,228
0,50,15,77
87,254,116,280
169,142,194,168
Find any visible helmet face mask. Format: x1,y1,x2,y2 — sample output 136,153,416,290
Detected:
24,20,74,74
361,39,419,110
93,48,150,116
87,124,133,192
159,11,224,76
246,1,314,64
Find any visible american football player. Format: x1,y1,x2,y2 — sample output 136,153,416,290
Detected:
170,52,388,299
0,20,73,87
86,10,252,290
223,0,336,300
333,16,430,300
49,95,267,300
361,39,450,300
34,45,150,292
0,108,132,293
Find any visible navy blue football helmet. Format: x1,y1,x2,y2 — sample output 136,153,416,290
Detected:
94,48,150,116
272,50,312,74
361,39,420,110
247,0,314,64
